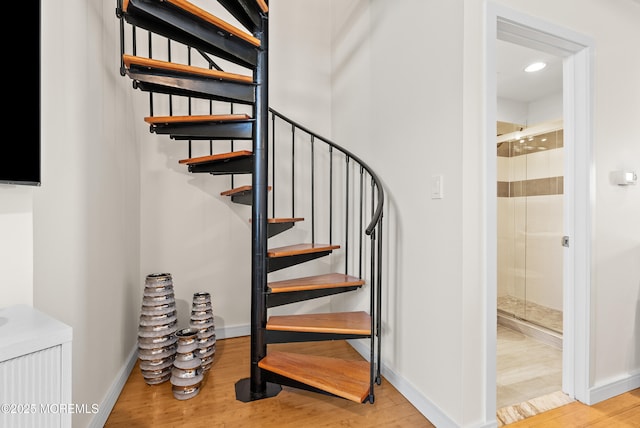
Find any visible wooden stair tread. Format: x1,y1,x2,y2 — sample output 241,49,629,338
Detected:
248,217,304,224
221,185,252,196
123,55,253,83
124,0,261,47
266,311,371,335
267,218,304,224
178,150,252,165
165,0,260,46
267,243,340,258
220,185,271,196
258,351,370,403
144,114,251,124
256,0,269,13
268,273,364,293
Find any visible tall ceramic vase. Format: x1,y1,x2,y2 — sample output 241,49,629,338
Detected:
190,292,216,374
137,273,178,385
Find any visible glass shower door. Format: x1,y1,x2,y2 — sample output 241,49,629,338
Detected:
497,123,564,334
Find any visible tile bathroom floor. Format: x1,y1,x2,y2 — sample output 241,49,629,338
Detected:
496,324,572,425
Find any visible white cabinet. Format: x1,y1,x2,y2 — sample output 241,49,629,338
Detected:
0,304,73,428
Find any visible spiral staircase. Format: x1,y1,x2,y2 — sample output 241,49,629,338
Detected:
116,0,384,404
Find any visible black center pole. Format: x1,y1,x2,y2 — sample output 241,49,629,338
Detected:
235,7,282,402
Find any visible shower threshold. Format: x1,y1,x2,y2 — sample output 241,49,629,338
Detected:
497,310,562,350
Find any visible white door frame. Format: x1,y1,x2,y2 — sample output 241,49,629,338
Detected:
484,2,594,417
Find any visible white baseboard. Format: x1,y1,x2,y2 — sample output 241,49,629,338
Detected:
347,339,463,428
216,323,250,339
350,339,640,427
89,344,138,428
587,371,640,405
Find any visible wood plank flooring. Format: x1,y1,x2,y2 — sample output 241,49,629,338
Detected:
105,335,639,427
506,389,640,427
105,337,435,427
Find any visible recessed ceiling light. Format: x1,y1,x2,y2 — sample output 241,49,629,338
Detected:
525,62,547,73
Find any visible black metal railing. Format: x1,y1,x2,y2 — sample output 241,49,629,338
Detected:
268,108,384,388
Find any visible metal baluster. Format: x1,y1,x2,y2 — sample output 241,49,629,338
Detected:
369,226,376,402
311,135,315,244
148,32,154,118
271,113,276,218
230,103,234,187
359,166,364,279
132,26,137,56
291,124,295,219
117,2,126,75
329,146,333,245
376,211,383,384
168,39,173,117
345,157,350,275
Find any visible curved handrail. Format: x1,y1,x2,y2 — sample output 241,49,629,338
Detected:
269,108,384,236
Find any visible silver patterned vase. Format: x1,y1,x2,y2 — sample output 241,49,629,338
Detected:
190,292,216,374
138,273,178,385
171,327,203,400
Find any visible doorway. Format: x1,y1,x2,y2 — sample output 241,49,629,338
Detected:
495,38,565,413
495,39,565,338
485,2,594,423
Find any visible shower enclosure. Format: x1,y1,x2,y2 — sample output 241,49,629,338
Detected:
496,121,564,335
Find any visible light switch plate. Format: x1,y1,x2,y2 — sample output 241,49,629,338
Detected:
431,175,443,199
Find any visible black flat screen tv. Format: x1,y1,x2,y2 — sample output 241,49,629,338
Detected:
0,136,41,186
1,3,41,186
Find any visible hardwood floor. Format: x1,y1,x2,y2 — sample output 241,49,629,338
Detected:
105,336,640,427
105,337,435,427
506,389,640,427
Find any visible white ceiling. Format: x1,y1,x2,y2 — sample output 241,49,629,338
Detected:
496,39,563,103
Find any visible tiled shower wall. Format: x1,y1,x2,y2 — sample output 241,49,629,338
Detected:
497,129,564,313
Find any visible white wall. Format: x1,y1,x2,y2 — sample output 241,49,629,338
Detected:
331,0,640,426
497,97,528,125
0,186,34,306
270,1,333,135
528,92,563,125
497,91,563,126
330,0,472,425
37,0,141,425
